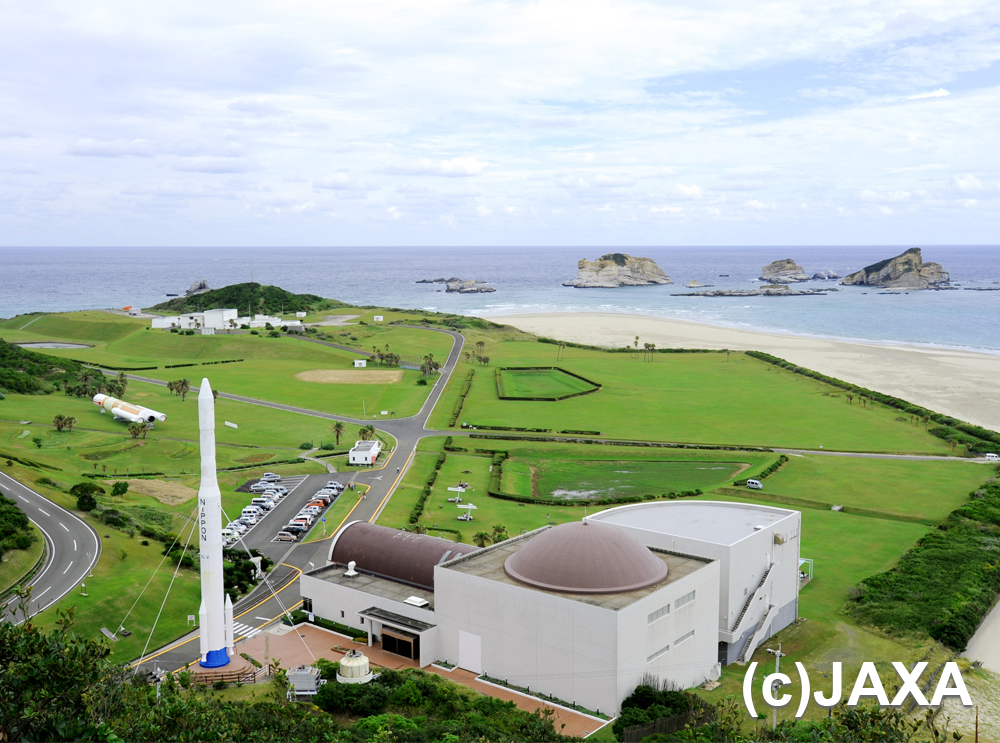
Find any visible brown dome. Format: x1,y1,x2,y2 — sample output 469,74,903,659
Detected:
504,521,668,594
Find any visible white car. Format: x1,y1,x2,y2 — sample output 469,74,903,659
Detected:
326,481,342,489
227,522,247,534
249,482,272,492
300,506,322,514
294,513,316,524
260,473,281,482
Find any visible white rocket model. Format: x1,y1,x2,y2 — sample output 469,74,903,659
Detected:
92,394,166,424
196,378,235,668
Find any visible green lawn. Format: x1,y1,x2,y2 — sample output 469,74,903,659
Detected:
496,367,597,399
762,455,987,522
429,347,952,453
0,522,44,595
301,485,369,543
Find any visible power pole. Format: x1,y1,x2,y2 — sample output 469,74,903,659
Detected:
767,644,785,732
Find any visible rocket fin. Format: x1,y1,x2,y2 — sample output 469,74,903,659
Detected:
225,593,235,653
199,600,209,661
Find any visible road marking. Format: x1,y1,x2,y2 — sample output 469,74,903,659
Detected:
35,586,51,599
0,483,7,490
255,616,271,621
62,560,73,575
60,522,69,531
73,539,77,551
38,507,50,516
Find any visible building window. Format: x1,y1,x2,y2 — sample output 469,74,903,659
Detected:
675,630,695,646
675,590,696,609
341,610,345,619
302,598,313,613
647,604,671,624
647,644,670,663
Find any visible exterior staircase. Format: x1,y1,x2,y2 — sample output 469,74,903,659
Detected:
736,605,774,665
731,564,772,635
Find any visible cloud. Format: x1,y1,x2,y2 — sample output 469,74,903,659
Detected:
290,201,316,212
381,157,489,177
907,89,949,100
476,205,492,216
68,138,157,158
313,173,378,192
798,86,867,102
228,99,284,116
173,157,260,173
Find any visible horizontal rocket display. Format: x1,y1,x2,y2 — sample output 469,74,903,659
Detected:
92,394,167,424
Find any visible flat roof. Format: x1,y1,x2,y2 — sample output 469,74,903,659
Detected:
588,501,796,546
359,607,435,633
351,441,379,451
440,530,712,611
306,564,435,610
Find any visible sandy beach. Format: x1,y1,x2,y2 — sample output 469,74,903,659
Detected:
491,312,1000,434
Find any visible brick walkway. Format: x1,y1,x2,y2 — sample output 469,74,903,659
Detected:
234,624,609,738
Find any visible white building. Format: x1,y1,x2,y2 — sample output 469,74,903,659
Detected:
353,359,367,368
151,308,238,331
300,500,802,717
349,440,382,465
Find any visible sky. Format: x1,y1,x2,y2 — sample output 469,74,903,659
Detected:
2,0,999,247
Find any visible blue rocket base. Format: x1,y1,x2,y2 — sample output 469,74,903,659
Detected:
200,648,231,668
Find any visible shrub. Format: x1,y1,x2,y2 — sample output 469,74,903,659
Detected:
37,477,60,489
111,481,129,498
141,539,150,546
299,442,313,450
70,482,105,497
76,493,97,512
416,378,428,386
268,331,281,338
250,330,259,335
7,533,32,550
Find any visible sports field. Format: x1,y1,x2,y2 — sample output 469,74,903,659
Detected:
495,367,597,399
525,458,745,499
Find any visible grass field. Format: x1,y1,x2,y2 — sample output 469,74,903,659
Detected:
496,367,597,399
762,455,989,522
0,311,452,419
429,345,952,453
526,458,746,499
0,522,44,595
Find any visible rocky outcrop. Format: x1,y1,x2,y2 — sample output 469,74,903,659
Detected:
563,253,672,288
686,280,712,288
840,248,949,289
760,259,809,283
185,278,210,296
675,284,832,297
445,279,495,293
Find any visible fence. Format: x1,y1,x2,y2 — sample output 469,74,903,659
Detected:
621,710,706,743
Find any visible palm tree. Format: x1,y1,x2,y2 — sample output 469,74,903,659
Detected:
167,380,177,396
406,523,428,535
472,531,492,548
465,352,471,363
332,421,345,446
127,422,144,439
177,379,191,401
52,414,66,432
117,372,128,396
64,416,77,433
491,524,509,543
212,389,219,400
482,356,490,366
363,424,376,441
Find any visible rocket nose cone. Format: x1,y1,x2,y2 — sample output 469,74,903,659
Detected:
199,378,213,398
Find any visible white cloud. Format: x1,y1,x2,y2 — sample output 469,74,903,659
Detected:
68,138,157,158
907,89,950,100
290,201,315,212
382,157,489,178
476,205,492,216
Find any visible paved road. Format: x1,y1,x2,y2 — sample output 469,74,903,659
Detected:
0,470,101,623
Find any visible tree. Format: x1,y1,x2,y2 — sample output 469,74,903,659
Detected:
111,481,129,498
332,421,345,446
127,422,145,439
52,414,66,432
361,424,376,441
847,394,854,404
116,371,128,396
406,523,428,535
31,437,42,449
64,416,77,433
465,352,471,363
177,378,191,401
482,356,490,366
491,524,509,543
476,341,485,358
472,531,492,548
212,388,219,400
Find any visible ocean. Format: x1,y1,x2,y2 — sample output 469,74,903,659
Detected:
2,245,999,352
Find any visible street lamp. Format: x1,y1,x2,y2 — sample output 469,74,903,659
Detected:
766,644,786,731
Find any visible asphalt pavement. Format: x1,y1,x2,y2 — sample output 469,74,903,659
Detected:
0,470,101,623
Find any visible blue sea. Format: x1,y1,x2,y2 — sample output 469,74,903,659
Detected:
2,245,999,352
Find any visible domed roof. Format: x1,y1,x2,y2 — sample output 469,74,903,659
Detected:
504,521,668,594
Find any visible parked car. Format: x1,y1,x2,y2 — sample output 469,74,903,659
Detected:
746,479,763,490
315,488,335,496
227,522,247,533
311,494,331,505
251,497,275,511
300,506,322,516
326,480,342,489
260,472,281,482
275,531,298,542
293,513,315,524
283,523,307,534
249,481,272,492
305,500,327,509
290,518,312,528
271,485,289,494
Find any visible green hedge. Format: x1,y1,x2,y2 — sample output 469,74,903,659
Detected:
494,366,601,402
448,369,475,428
0,451,61,470
409,453,447,523
487,487,703,507
733,454,788,486
746,351,1000,454
461,424,552,433
846,476,1000,650
467,433,771,452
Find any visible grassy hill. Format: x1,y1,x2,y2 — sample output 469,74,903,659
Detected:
0,338,85,394
149,282,346,315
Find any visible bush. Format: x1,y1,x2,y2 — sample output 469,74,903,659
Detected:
70,482,105,498
268,331,281,338
37,477,60,489
299,442,313,450
7,533,32,550
416,378,428,386
250,330,259,335
111,481,129,498
76,493,97,512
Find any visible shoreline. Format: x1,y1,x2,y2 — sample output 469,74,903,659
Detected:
490,311,1000,433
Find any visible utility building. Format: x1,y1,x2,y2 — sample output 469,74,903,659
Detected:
300,501,802,716
349,440,382,465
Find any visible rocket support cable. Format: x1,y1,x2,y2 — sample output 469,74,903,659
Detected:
133,512,199,675
222,505,316,662
116,504,199,634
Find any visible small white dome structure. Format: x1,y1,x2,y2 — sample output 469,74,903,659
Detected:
336,649,373,684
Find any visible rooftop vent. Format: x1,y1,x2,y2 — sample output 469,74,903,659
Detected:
345,560,358,577
404,596,429,607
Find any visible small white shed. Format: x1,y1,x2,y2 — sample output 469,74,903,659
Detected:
349,440,382,465
354,359,367,368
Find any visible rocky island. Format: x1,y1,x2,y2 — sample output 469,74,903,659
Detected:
840,248,949,289
760,259,809,283
185,278,211,296
416,277,495,293
563,253,672,288
675,284,831,297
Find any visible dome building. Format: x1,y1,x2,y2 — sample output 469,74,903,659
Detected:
300,501,801,717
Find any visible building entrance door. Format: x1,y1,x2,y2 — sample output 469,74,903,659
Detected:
458,630,482,674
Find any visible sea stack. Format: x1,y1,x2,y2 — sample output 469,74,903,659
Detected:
197,378,235,668
760,259,809,283
840,248,949,289
563,253,672,288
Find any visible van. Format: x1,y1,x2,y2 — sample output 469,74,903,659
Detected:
221,528,237,540
985,453,1000,461
746,479,763,490
251,497,274,510
241,506,263,519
